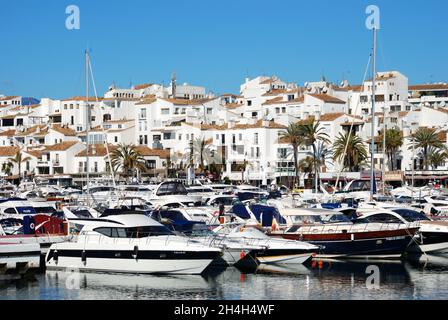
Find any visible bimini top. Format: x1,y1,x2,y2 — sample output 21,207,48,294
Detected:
278,208,343,217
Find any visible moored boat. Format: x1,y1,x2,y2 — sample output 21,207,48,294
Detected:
45,214,221,275
268,208,419,259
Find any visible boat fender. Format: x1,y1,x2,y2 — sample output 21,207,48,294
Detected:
133,246,139,260
318,260,324,269
81,250,87,265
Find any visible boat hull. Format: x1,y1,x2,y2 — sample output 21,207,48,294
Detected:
275,228,418,259
253,249,314,264
45,249,220,275
407,232,448,255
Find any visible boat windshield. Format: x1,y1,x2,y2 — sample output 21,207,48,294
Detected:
320,214,353,224
94,225,174,238
289,215,324,224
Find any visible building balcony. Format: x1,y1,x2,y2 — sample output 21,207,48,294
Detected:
37,160,50,167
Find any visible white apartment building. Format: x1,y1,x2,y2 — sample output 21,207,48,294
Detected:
353,71,410,117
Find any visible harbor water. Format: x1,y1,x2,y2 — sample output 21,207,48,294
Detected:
1,255,448,300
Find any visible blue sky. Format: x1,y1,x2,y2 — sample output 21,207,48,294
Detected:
0,0,446,99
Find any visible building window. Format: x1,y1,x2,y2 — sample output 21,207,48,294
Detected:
114,136,118,143
140,108,146,119
254,133,259,145
247,100,252,106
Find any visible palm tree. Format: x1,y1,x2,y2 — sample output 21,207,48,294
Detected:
8,150,31,183
299,120,330,192
279,123,304,186
409,127,444,170
1,162,13,176
298,156,315,188
378,128,403,170
428,147,448,169
333,132,369,172
110,144,147,180
184,137,221,174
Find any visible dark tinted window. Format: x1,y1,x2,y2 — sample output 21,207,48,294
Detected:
360,214,402,224
73,210,93,218
159,210,187,221
393,209,430,222
34,207,57,214
94,226,173,238
157,182,188,196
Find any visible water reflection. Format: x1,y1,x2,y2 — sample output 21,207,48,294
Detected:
1,257,448,300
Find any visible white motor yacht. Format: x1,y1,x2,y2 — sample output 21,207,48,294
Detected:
213,224,318,265
45,214,222,275
355,207,448,255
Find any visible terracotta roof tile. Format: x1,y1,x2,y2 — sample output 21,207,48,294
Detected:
308,94,346,104
409,84,448,91
0,146,20,157
0,129,16,137
319,112,345,121
51,124,77,136
44,141,78,152
133,83,154,90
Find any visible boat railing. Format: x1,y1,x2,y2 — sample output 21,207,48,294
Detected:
294,221,416,235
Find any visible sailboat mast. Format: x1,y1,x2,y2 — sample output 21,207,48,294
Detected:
85,50,90,206
370,27,377,200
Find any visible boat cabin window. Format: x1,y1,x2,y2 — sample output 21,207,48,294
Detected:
94,226,173,238
347,180,371,192
356,214,403,224
210,197,237,206
289,215,324,224
392,209,430,222
159,210,188,222
4,208,17,214
320,214,352,224
156,182,188,196
34,207,57,214
73,209,94,219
